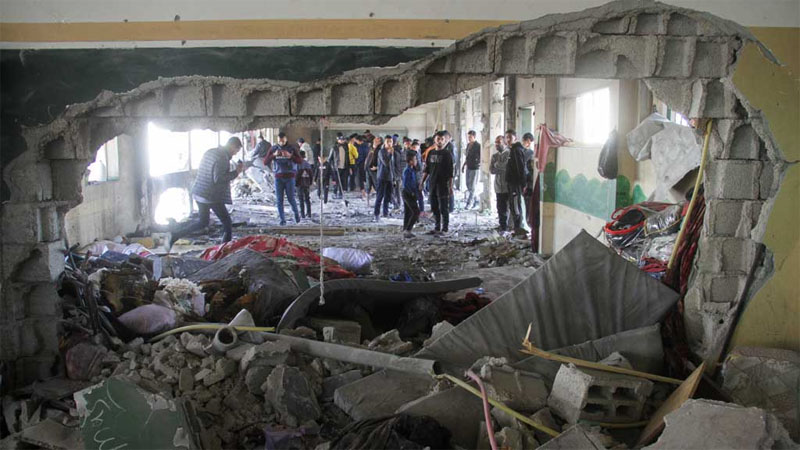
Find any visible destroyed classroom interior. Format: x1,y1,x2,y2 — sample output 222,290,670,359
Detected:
0,0,798,449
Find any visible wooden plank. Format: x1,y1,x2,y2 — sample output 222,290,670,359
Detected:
636,362,706,446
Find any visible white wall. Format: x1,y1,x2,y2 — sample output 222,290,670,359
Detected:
65,135,144,246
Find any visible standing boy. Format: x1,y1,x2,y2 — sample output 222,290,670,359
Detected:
420,131,454,235
461,130,481,209
402,152,421,238
373,135,396,221
296,150,314,219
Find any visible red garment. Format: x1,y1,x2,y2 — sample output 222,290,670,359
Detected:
529,125,571,252
200,235,354,280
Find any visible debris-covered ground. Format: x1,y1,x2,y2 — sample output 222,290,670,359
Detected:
1,183,797,450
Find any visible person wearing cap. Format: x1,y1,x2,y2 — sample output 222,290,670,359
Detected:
329,134,350,198
265,132,303,225
185,137,244,242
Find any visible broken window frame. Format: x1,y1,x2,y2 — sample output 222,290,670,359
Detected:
86,137,119,184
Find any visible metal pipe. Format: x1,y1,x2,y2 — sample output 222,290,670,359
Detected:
212,326,239,354
261,332,439,377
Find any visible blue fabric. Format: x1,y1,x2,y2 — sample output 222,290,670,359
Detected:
402,166,418,193
374,180,392,217
269,144,298,176
275,177,300,224
376,146,395,183
357,142,370,164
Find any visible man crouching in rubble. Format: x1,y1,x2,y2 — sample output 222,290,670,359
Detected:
184,136,244,242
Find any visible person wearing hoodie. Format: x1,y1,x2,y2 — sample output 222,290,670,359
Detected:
265,132,303,225
420,131,454,235
373,135,396,221
505,129,527,235
295,150,314,219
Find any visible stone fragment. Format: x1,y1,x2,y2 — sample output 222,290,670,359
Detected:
334,370,435,421
215,358,237,377
537,424,605,449
366,329,413,355
224,343,254,362
423,321,455,347
321,370,362,402
203,368,227,387
396,386,484,448
245,367,273,395
179,368,194,392
307,317,361,344
645,399,796,449
240,341,293,372
183,334,210,357
482,365,548,412
279,326,318,340
194,368,212,381
265,365,321,427
530,407,561,443
548,364,653,424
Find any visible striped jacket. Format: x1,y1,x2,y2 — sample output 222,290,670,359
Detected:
191,147,237,204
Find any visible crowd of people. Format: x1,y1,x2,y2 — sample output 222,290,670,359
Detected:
187,127,539,244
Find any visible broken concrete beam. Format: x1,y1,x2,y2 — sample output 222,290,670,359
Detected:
481,365,549,412
395,386,485,449
548,364,654,424
536,424,606,450
333,370,435,421
321,369,362,402
265,365,321,428
367,329,413,355
306,317,361,345
722,346,800,441
645,399,796,449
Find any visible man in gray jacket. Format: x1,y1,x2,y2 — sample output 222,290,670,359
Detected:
185,137,244,242
489,135,510,232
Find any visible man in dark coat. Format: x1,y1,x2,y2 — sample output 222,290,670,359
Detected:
505,129,527,235
185,137,244,242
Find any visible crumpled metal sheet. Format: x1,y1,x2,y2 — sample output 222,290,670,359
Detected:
417,231,679,371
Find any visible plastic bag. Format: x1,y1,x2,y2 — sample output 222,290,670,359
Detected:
322,248,373,275
597,129,619,179
641,234,677,263
118,304,176,335
644,204,683,237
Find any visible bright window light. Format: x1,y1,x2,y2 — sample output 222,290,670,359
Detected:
575,87,611,145
673,112,690,127
87,146,107,184
154,187,191,225
148,122,190,177
190,129,219,170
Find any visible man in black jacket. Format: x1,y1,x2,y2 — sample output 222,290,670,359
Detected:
421,130,454,235
461,130,481,209
184,137,244,242
505,129,527,235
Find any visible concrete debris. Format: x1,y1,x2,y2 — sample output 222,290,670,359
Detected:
321,370,363,402
722,346,800,441
423,320,455,347
481,364,549,412
17,418,83,450
307,317,362,344
645,399,797,449
548,363,654,424
530,407,561,443
265,365,322,427
537,424,607,450
240,340,294,371
366,329,414,355
334,370,435,421
396,386,485,448
598,351,633,369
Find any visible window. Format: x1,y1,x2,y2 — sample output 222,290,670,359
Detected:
87,137,119,184
574,87,611,145
148,122,190,177
190,129,219,170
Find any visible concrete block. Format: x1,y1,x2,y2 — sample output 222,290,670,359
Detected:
321,369,362,402
657,37,694,78
331,83,372,115
644,78,697,118
333,370,435,421
497,35,530,74
482,365,549,412
417,75,456,105
396,387,484,449
0,321,21,360
38,204,61,242
378,79,410,115
6,162,53,203
165,85,206,117
239,340,293,372
50,160,86,203
453,40,492,74
547,364,653,424
247,90,290,116
645,399,796,449
760,160,780,200
703,80,739,118
292,89,327,116
17,317,59,358
123,93,162,117
307,317,361,344
705,199,763,238
722,347,800,441
13,241,65,283
666,12,698,36
42,137,74,160
697,236,761,274
692,40,731,78
1,203,39,244
532,34,577,75
632,13,666,35
537,424,605,449
730,124,762,160
576,50,617,78
425,54,452,74
592,17,631,34
530,407,561,443
265,365,321,427
211,84,246,116
707,274,748,304
705,159,762,200
20,282,60,317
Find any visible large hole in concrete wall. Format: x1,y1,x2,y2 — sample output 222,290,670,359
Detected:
0,1,788,388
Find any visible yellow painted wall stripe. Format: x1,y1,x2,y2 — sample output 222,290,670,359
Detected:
0,19,514,43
